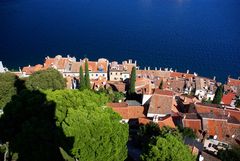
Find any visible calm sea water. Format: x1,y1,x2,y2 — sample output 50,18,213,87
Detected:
0,0,240,82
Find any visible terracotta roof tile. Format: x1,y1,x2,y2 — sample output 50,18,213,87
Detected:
148,92,173,115
221,92,235,105
228,78,240,86
154,89,174,96
170,72,195,79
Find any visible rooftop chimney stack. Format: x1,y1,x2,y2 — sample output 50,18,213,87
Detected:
148,67,150,70
128,59,132,64
134,60,137,65
144,67,146,70
159,67,162,71
213,76,216,81
187,70,189,74
155,67,157,70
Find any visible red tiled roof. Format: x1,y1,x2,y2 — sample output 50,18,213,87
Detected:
227,78,240,86
148,92,173,115
43,58,55,69
57,58,69,69
22,64,43,75
138,116,176,128
221,92,235,105
154,89,174,96
195,103,240,121
135,78,151,88
108,103,145,119
170,72,195,79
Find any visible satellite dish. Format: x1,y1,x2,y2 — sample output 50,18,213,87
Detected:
213,135,217,139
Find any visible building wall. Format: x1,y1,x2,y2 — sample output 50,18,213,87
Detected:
89,72,107,80
110,71,129,81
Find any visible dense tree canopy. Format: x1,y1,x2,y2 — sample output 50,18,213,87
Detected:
25,68,66,90
0,72,18,109
45,90,129,161
79,66,85,90
218,146,240,161
140,134,196,161
0,89,128,161
0,90,63,161
84,60,91,89
212,85,223,104
129,66,136,94
137,123,183,148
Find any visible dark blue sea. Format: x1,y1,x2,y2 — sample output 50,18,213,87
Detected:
0,0,240,82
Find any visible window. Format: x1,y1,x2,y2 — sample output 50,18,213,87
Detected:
96,74,98,76
111,72,112,75
103,74,105,76
116,72,118,75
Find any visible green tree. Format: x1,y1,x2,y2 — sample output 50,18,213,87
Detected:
0,90,64,161
137,122,161,148
179,127,196,139
159,126,182,141
218,146,240,161
79,66,85,90
212,85,223,104
159,80,163,89
129,66,136,94
25,68,66,90
140,134,195,161
84,60,91,89
0,72,18,109
46,90,129,161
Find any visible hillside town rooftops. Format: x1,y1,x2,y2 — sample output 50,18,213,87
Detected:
227,77,240,87
148,91,173,115
22,64,43,75
154,89,174,96
221,92,235,105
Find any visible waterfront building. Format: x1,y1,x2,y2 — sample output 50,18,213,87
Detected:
109,59,138,81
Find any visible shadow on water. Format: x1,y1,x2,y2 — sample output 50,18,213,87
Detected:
0,81,74,161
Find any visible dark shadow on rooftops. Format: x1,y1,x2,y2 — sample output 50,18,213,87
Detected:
0,85,74,161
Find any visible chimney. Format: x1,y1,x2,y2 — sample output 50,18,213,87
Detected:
19,67,22,72
175,69,177,72
159,67,162,71
28,65,31,67
155,67,157,70
187,70,189,74
228,112,230,118
144,67,146,70
148,67,150,70
213,76,216,81
128,59,132,64
134,60,137,65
